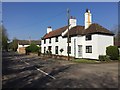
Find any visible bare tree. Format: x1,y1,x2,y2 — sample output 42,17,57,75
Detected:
111,25,120,42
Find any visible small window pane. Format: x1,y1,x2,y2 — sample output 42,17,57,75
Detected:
55,46,58,54
49,38,51,43
55,37,58,42
86,46,92,53
86,35,92,41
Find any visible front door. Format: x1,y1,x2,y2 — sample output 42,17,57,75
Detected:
78,45,82,58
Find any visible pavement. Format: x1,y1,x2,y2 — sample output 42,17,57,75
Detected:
2,51,118,89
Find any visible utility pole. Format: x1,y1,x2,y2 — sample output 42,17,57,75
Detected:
67,8,70,60
29,36,31,44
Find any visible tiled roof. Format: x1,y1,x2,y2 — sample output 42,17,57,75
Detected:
64,23,114,37
64,25,84,37
18,40,41,45
42,26,68,39
84,23,114,35
42,23,114,39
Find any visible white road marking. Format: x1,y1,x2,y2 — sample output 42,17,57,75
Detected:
24,61,30,65
14,55,56,80
35,67,56,79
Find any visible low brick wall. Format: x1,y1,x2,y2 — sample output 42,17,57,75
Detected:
29,53,38,56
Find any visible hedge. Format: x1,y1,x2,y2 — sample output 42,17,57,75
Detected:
99,55,111,61
25,43,40,53
106,46,119,60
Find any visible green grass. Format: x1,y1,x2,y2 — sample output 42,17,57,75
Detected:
72,59,100,64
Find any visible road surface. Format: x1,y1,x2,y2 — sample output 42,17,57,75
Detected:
2,51,118,89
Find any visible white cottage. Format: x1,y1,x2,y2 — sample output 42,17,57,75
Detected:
41,9,114,59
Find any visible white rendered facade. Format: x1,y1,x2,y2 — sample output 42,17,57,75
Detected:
41,34,114,59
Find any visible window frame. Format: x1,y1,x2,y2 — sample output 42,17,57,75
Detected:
49,38,51,43
86,46,92,53
55,46,58,54
44,39,46,44
55,37,58,42
48,46,52,51
44,47,46,53
85,34,92,41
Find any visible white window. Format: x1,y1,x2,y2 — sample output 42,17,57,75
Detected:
44,39,46,44
86,46,92,53
55,46,58,54
49,38,51,43
55,37,58,42
86,35,92,41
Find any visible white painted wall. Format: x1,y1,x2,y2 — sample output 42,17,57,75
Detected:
97,34,114,55
41,36,68,55
76,34,114,59
81,35,99,59
41,34,114,59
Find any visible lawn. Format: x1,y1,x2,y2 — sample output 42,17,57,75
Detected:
72,59,100,64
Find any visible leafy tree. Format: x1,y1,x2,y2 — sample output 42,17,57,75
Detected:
25,43,39,53
12,37,18,51
0,25,9,51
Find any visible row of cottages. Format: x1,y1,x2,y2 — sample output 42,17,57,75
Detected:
41,9,114,59
17,40,41,54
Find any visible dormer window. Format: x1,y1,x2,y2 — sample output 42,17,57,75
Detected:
55,37,58,42
86,34,92,41
49,38,51,43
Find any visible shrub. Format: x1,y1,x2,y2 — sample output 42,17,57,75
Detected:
99,55,110,61
25,43,40,53
106,46,119,60
119,55,120,60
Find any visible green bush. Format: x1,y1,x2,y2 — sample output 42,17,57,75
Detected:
99,55,110,61
119,55,120,60
25,43,40,53
106,46,119,60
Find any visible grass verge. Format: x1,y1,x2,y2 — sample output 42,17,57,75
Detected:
72,59,100,64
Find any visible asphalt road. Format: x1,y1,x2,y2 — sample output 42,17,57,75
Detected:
2,51,118,89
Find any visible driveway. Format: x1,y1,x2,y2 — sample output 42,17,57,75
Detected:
2,51,118,88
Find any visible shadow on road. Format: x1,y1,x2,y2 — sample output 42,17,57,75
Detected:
2,51,118,89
